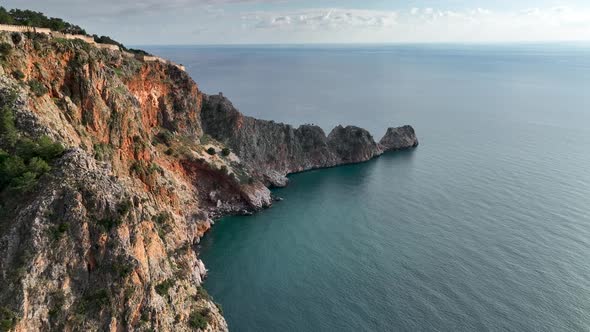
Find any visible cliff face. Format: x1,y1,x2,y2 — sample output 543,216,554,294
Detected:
380,125,419,151
201,94,418,187
0,31,417,331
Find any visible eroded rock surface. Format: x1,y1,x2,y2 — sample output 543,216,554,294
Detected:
380,125,419,151
0,30,416,331
201,94,418,187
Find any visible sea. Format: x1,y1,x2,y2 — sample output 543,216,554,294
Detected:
145,43,590,331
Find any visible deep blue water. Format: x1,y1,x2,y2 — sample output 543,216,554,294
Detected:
146,44,590,331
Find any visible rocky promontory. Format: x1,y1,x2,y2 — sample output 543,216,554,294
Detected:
0,28,417,332
201,94,418,187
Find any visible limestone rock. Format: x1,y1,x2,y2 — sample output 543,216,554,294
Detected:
379,125,419,151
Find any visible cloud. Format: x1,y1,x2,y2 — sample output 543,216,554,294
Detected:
244,8,398,30
238,6,590,43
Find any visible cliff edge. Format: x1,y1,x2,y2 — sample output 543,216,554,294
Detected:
0,30,417,331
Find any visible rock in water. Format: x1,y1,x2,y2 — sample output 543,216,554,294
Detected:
379,125,419,151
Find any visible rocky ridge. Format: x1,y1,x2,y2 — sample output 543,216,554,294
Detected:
201,94,418,187
0,30,417,331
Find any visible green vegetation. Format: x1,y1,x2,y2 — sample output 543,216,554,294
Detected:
48,290,65,320
94,198,132,232
221,147,231,157
155,129,174,146
155,279,175,296
113,258,134,279
49,222,69,241
215,302,223,315
93,35,124,49
0,306,18,332
96,217,122,232
93,143,113,161
133,136,149,155
11,32,22,45
0,6,86,34
0,93,64,194
0,6,152,55
153,211,173,239
27,79,48,97
130,160,162,177
117,199,133,216
11,70,24,80
195,286,211,301
112,67,123,77
206,147,216,156
77,289,109,315
0,42,12,61
153,211,172,225
128,48,150,56
188,308,210,330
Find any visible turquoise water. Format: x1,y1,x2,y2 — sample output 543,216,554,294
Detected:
147,44,590,331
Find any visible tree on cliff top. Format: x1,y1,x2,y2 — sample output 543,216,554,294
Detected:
0,7,86,35
0,6,155,56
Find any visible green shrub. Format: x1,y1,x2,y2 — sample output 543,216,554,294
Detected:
117,199,132,216
206,147,216,156
13,137,64,164
77,289,109,315
48,290,65,320
0,42,12,59
188,309,210,329
96,217,122,232
0,90,64,194
0,104,18,147
27,157,50,174
221,147,230,156
0,140,63,193
130,161,162,178
93,143,112,161
113,259,134,279
153,211,172,225
49,222,69,241
0,306,18,331
214,302,223,315
195,286,211,301
155,279,174,296
156,129,174,146
11,32,22,45
11,70,25,80
28,79,48,97
12,136,64,162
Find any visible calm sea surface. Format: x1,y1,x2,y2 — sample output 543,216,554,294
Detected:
146,44,590,331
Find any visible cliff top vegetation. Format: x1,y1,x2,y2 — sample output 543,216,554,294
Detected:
0,7,149,55
0,7,86,34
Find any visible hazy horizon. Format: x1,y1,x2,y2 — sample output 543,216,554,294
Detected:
135,40,590,47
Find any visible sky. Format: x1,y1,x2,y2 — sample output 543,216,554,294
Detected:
3,0,590,45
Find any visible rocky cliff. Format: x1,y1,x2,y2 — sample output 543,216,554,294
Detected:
201,94,418,187
0,30,417,331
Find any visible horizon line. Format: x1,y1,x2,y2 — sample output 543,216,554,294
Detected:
131,40,590,48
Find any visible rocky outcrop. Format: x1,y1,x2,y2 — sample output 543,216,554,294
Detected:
0,31,242,332
380,125,419,151
201,94,417,187
0,30,416,332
